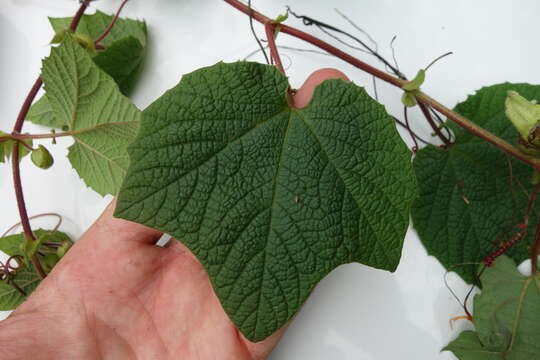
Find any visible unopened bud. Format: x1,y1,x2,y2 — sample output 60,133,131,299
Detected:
31,145,54,169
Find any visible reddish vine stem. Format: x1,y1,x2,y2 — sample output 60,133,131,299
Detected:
403,107,418,152
418,102,451,147
483,182,540,266
93,0,129,45
9,0,92,280
264,23,285,74
223,0,540,171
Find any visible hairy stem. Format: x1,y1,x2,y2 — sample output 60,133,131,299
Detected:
223,0,540,171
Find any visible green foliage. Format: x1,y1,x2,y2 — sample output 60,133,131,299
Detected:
444,256,540,359
41,36,141,196
25,97,64,129
0,131,33,163
401,69,425,107
0,229,72,310
49,9,147,95
115,61,417,341
412,83,540,283
28,10,147,129
48,10,147,48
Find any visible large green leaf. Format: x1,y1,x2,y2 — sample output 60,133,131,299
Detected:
115,61,417,341
444,256,540,359
27,10,147,129
412,83,540,283
41,36,141,196
0,229,71,310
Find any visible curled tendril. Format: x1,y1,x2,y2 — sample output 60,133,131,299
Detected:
0,255,27,296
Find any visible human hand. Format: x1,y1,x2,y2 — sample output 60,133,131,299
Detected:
0,68,349,360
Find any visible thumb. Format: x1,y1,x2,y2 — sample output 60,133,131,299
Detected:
292,68,350,108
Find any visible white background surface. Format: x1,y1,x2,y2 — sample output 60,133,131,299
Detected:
2,1,539,359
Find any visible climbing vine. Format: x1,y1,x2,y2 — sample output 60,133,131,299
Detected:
1,1,539,358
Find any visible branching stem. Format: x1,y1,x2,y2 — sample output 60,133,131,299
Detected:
218,0,540,170
223,0,540,171
264,23,285,74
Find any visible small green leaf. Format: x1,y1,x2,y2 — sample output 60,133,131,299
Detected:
48,10,147,48
0,229,72,310
505,90,540,148
28,10,148,129
402,69,425,91
116,61,417,341
0,131,33,163
31,144,54,169
444,256,540,359
0,267,41,311
273,13,288,24
443,331,501,360
412,83,540,283
92,36,146,95
41,36,141,195
0,229,71,258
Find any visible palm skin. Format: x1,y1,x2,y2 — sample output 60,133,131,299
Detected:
0,69,348,360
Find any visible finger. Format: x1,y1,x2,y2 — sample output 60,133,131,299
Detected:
292,68,350,108
242,323,290,360
78,198,163,246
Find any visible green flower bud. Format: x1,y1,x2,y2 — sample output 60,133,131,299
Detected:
505,91,540,146
56,241,72,259
402,69,426,91
31,145,54,169
401,91,418,107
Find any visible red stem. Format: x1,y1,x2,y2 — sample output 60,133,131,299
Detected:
93,0,129,45
222,0,540,171
9,0,92,279
403,107,419,152
264,23,285,74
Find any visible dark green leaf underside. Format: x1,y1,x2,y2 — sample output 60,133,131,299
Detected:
412,83,540,283
116,61,417,341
